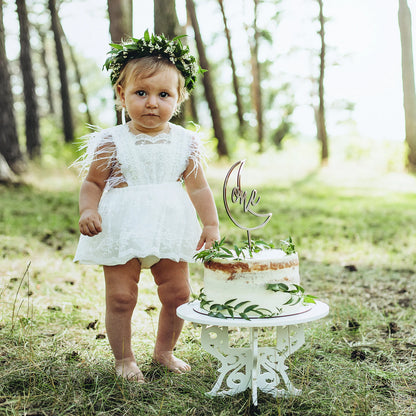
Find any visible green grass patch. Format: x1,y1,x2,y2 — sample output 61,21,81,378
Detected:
1,141,415,415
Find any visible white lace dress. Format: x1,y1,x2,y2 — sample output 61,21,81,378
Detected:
73,122,202,268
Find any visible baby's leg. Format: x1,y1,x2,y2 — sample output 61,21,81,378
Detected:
151,259,191,373
103,259,144,382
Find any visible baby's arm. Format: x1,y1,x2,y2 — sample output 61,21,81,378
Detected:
78,144,112,236
184,160,220,250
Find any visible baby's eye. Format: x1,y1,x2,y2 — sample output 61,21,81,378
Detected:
136,90,146,96
160,92,169,98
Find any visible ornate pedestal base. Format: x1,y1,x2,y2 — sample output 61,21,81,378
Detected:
177,300,329,406
201,325,304,404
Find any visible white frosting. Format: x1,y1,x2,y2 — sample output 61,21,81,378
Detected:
203,249,303,316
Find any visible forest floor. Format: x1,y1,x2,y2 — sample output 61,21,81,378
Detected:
0,138,415,415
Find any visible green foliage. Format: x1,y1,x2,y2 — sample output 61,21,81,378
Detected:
193,236,275,262
279,236,296,254
104,30,204,91
266,283,317,306
198,288,275,320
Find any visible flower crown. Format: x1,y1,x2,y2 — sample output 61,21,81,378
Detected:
103,30,204,92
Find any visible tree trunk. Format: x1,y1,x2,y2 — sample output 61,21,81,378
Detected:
58,20,93,126
16,0,41,158
49,0,74,142
398,0,416,170
249,0,263,152
36,26,55,115
0,0,24,174
107,0,132,42
107,0,132,125
154,0,180,37
154,0,186,124
186,0,228,157
218,0,245,137
316,0,328,164
185,9,199,123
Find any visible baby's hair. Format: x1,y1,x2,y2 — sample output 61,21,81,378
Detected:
114,56,189,111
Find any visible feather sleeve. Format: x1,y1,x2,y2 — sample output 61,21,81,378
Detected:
71,127,125,190
185,129,208,178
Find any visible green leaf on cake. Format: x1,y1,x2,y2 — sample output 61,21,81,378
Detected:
303,294,318,304
193,236,279,262
234,301,250,310
280,236,296,255
266,282,316,308
243,304,261,313
293,284,305,294
266,283,290,292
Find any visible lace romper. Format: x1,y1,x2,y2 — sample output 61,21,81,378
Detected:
74,123,202,268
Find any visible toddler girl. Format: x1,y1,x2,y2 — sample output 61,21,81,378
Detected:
74,32,220,382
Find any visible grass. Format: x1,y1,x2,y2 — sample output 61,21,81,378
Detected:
1,138,416,415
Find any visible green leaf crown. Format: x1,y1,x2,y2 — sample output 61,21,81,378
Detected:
103,30,204,91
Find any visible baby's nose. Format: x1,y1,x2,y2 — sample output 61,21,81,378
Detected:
146,95,158,107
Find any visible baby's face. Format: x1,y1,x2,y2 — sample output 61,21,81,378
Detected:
118,66,180,135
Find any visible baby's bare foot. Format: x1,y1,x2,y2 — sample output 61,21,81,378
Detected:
115,358,145,383
153,351,191,374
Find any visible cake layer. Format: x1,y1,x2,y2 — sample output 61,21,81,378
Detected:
203,249,303,317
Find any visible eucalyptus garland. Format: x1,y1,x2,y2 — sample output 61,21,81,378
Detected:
198,289,275,320
103,30,204,91
198,284,316,321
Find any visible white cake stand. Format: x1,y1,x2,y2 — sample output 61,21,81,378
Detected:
177,300,329,406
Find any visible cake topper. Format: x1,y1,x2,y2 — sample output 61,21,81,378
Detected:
223,160,272,249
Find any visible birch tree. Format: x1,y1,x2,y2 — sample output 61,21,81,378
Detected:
315,0,328,164
398,0,416,170
248,0,264,151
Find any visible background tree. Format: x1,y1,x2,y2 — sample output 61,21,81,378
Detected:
58,20,93,126
0,0,24,177
49,0,74,142
398,0,416,170
315,0,328,165
154,0,180,37
35,24,55,115
107,0,132,42
16,0,41,158
186,0,228,157
218,0,245,137
153,0,187,124
107,0,132,124
248,0,264,152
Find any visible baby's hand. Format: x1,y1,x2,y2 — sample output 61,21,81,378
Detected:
196,225,220,250
79,209,102,236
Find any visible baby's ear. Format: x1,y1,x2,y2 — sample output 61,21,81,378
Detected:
116,84,125,104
